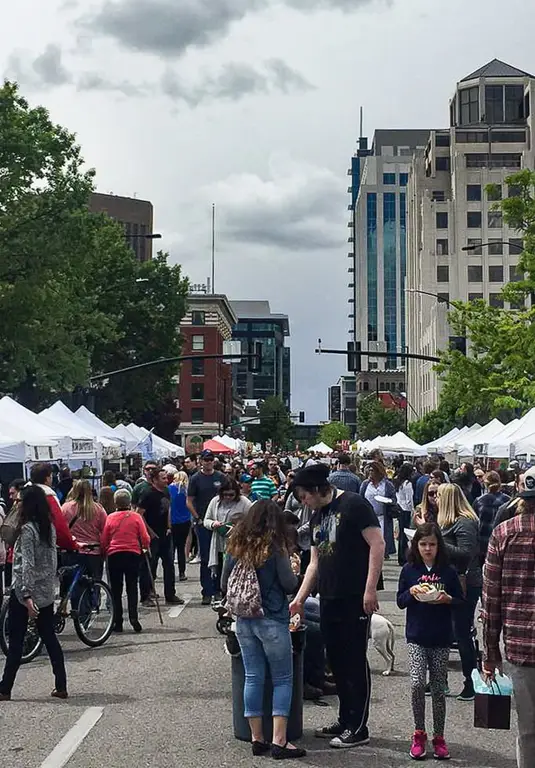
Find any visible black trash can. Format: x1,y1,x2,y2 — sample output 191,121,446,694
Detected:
231,627,306,742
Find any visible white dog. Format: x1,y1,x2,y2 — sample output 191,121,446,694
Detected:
369,613,395,676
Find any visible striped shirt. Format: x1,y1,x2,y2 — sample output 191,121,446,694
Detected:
482,512,535,666
251,476,278,500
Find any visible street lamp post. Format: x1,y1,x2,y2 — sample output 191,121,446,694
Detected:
405,288,452,308
126,233,162,240
461,240,523,253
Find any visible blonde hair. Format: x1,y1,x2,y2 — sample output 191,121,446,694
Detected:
173,471,189,489
70,480,97,522
437,483,478,529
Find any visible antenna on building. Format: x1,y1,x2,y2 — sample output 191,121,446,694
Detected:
211,203,216,294
359,106,364,139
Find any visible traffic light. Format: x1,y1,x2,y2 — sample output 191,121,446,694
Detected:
347,341,361,372
248,341,263,372
449,336,467,355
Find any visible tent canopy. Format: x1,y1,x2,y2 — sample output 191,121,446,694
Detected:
203,438,234,454
308,442,333,454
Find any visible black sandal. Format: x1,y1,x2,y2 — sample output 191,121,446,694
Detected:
252,741,270,756
271,742,307,760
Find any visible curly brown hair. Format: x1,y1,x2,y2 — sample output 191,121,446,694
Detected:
226,500,293,568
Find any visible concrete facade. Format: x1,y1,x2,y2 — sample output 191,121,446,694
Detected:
406,60,535,419
89,192,155,262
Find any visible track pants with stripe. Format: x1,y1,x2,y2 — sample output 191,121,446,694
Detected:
320,598,371,733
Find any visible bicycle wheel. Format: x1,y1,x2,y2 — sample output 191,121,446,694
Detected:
73,580,115,647
0,599,43,663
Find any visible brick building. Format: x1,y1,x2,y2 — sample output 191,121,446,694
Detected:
176,293,237,453
89,192,155,262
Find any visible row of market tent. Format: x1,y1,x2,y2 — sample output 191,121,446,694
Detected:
0,397,185,476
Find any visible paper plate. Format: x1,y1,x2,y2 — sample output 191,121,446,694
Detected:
375,495,393,504
404,528,416,540
415,588,441,603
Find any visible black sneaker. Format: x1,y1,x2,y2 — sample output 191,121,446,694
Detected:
201,595,212,605
314,721,345,739
165,596,185,605
456,683,475,702
330,728,370,749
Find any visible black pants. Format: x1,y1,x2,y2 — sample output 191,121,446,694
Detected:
0,593,67,695
108,552,141,627
320,597,371,732
398,509,412,565
172,521,191,577
452,585,480,685
139,535,176,602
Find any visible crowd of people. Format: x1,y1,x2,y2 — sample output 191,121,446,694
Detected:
0,448,532,767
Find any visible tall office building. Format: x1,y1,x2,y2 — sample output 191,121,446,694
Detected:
406,59,535,419
351,130,431,379
231,301,291,409
89,192,155,262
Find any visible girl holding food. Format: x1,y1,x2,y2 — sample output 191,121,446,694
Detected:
397,522,463,761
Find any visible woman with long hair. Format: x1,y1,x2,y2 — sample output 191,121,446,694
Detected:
99,486,116,516
221,501,305,760
436,483,481,702
0,486,67,700
413,480,441,527
360,461,396,558
204,477,251,599
473,471,510,565
62,480,107,580
169,471,191,582
394,462,415,565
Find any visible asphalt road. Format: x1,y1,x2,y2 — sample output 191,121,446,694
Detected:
0,562,517,768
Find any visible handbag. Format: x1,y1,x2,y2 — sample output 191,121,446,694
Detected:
0,503,22,546
225,559,264,618
472,669,512,730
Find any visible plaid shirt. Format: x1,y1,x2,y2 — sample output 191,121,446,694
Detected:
481,512,535,666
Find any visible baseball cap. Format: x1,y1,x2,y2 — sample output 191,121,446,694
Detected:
519,466,535,498
240,473,253,483
201,450,215,460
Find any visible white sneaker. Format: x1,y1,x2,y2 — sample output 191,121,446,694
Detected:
189,555,201,564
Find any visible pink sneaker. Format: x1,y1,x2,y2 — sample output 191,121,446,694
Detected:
410,730,427,760
432,736,450,760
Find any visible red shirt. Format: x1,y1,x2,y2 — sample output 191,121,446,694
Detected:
35,485,77,551
101,510,151,557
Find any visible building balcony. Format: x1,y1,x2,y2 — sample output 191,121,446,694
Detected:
347,204,353,210
348,297,355,304
347,169,352,175
348,266,355,273
347,252,353,258
347,221,354,228
348,236,355,243
348,283,355,289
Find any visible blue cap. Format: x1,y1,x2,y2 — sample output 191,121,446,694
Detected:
240,473,253,483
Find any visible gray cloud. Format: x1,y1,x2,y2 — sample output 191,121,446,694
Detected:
77,72,148,97
162,59,313,107
6,44,72,89
205,160,345,251
82,0,387,59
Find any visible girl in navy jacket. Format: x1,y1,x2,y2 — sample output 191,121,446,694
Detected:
397,522,463,761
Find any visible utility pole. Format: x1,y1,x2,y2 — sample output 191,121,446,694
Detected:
211,203,215,294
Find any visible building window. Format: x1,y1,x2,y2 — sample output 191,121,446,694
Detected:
485,85,505,123
436,212,448,229
192,335,205,351
436,239,449,256
469,292,483,301
437,265,449,283
362,381,370,391
467,211,482,228
488,265,504,282
489,293,504,308
383,173,396,185
432,191,445,202
509,238,523,255
488,211,503,229
509,265,523,282
436,157,450,172
398,147,412,156
191,383,204,401
367,193,378,342
467,238,482,255
468,265,483,282
466,153,522,169
383,192,397,367
435,134,450,147
488,239,504,255
492,130,526,143
508,185,522,198
191,358,205,376
487,184,502,201
505,85,525,122
400,173,409,186
191,408,204,424
191,310,205,326
460,86,479,124
467,184,482,201
456,131,489,143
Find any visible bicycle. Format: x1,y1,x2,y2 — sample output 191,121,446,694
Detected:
0,545,115,664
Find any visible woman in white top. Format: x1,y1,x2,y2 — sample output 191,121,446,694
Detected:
360,461,397,558
393,462,415,565
204,477,252,598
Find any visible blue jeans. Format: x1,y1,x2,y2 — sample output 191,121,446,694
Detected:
196,524,218,597
237,617,293,718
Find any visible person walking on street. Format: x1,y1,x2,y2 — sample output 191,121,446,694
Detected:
250,461,278,500
290,463,384,749
187,450,225,605
328,453,361,493
0,485,68,701
137,467,183,607
168,471,191,582
101,490,151,633
481,465,535,768
394,462,415,566
61,480,107,583
360,461,396,559
473,471,510,566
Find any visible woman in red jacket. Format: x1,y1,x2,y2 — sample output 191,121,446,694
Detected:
29,464,77,552
101,489,151,633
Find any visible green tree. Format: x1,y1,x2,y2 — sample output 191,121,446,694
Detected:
357,396,405,441
407,403,458,445
246,397,294,450
317,421,351,449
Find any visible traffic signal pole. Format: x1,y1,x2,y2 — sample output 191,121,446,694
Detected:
316,346,441,366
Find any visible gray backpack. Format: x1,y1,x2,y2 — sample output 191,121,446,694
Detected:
225,559,264,618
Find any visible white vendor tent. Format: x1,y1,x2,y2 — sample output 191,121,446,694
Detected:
113,424,144,455
75,406,126,441
361,432,425,456
41,401,123,460
0,397,66,460
307,442,333,455
126,423,184,459
457,418,505,456
423,426,468,453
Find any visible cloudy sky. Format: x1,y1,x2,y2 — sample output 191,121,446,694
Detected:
3,0,535,421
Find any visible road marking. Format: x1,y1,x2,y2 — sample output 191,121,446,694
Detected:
40,707,103,768
168,593,192,618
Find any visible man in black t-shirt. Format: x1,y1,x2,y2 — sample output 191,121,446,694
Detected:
290,463,384,749
137,468,184,607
